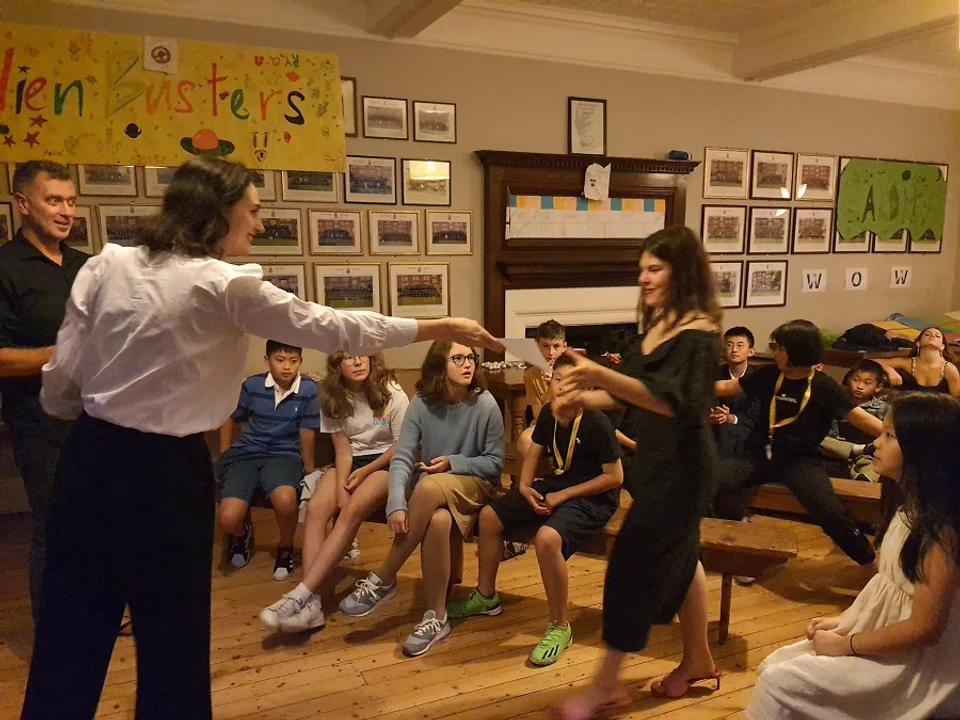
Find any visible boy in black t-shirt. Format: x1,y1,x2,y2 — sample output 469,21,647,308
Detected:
446,354,623,666
713,319,882,565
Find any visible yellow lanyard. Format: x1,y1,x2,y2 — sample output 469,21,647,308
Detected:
553,410,583,475
768,370,814,450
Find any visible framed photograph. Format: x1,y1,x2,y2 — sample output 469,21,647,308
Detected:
413,101,456,144
261,263,308,301
794,153,838,201
5,164,14,193
362,96,408,140
700,205,746,255
748,207,791,254
251,169,277,201
745,260,788,308
0,202,12,245
873,228,909,254
426,211,472,255
341,77,358,138
144,166,178,198
78,165,137,196
401,159,451,207
97,205,159,247
910,229,942,254
567,97,607,156
703,148,749,199
369,211,420,255
308,210,363,255
833,228,871,254
388,262,449,318
751,151,794,200
792,208,833,254
710,261,743,309
281,170,339,202
250,208,303,256
345,156,397,205
66,206,95,253
314,264,382,313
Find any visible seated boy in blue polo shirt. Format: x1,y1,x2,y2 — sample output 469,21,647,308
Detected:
217,340,320,580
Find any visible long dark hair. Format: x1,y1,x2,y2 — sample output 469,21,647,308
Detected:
320,351,397,420
638,226,722,331
416,340,486,402
139,158,253,258
911,325,956,363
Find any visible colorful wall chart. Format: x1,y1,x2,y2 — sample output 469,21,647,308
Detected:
506,195,666,239
0,24,345,171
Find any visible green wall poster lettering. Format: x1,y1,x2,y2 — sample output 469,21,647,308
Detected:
836,159,947,244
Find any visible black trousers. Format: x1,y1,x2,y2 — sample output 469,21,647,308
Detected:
713,453,875,565
21,414,215,720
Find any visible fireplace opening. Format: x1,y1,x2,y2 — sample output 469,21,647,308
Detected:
525,321,636,360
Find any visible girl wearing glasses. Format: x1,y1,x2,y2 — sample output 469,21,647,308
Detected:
338,340,505,657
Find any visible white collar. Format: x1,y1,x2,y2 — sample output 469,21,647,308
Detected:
265,373,301,395
728,364,748,380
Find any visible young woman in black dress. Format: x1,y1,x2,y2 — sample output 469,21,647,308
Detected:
552,226,723,718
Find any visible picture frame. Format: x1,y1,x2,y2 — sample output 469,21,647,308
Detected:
78,165,137,196
833,228,871,254
794,153,838,201
5,164,14,194
703,148,749,199
281,170,339,203
425,210,472,255
0,202,12,245
745,260,788,308
66,206,96,253
369,211,420,255
873,228,909,254
909,229,942,254
362,96,408,140
567,97,607,156
97,205,160,247
750,150,794,200
388,262,450,318
144,166,177,198
791,208,833,254
413,101,457,144
251,169,277,201
700,205,746,255
401,159,451,207
341,77,358,138
308,210,363,255
345,155,397,205
250,208,303,256
261,263,308,301
748,207,791,255
710,261,743,309
314,263,382,313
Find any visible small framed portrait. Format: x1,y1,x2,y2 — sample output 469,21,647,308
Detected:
341,77,359,138
251,208,303,256
703,148,749,199
413,101,457,144
308,210,363,255
251,169,277,201
66,206,96,253
873,228,909,254
78,165,137,196
389,262,450,318
833,228,871,254
792,208,833,254
710,261,743,309
0,202,13,245
314,263,382,313
750,151,794,200
97,205,160,247
345,156,397,205
369,211,420,255
261,263,308,301
794,153,838,201
745,260,788,308
700,205,746,255
567,97,607,156
281,170,339,203
748,207,791,254
910,229,942,254
426,211,472,255
401,159,451,207
362,96,408,140
144,166,178,198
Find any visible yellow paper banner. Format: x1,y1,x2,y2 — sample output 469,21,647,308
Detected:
0,24,345,172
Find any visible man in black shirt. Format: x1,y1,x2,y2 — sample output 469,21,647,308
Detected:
710,326,761,460
0,161,89,623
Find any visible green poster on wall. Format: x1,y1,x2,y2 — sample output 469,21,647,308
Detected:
836,159,948,243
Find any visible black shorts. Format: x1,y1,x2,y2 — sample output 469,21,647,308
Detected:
352,453,384,473
488,479,617,559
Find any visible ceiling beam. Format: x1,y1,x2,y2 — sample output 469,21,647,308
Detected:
733,0,958,81
367,0,464,39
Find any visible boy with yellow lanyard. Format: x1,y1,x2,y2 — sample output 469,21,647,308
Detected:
447,353,623,666
713,319,882,566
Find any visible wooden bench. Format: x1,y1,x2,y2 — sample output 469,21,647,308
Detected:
744,477,883,526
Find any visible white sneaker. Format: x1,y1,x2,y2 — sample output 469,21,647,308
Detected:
280,595,325,633
342,537,360,562
259,593,303,630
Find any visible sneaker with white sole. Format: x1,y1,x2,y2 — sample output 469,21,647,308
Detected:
338,573,397,617
228,519,251,569
259,593,303,630
342,537,360,562
401,610,450,657
273,546,295,581
280,595,325,633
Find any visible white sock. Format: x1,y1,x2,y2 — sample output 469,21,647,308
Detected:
289,583,316,604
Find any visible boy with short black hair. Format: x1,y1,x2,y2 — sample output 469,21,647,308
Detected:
710,326,761,460
217,340,320,580
820,358,888,481
516,319,568,459
447,353,623,666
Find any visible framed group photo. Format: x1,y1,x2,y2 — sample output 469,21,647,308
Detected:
703,148,749,199
745,260,788,308
362,96,408,140
261,263,308,301
251,169,277,201
402,159,451,206
413,101,456,144
369,211,420,255
748,207,790,254
251,208,303,255
794,153,838,201
710,261,743,309
874,228,909,254
308,210,363,255
834,228,871,254
792,208,833,254
389,262,450,318
700,205,746,255
345,156,397,205
910,229,943,254
97,205,159,247
144,166,177,198
0,202,13,245
314,264,382,313
281,170,339,203
78,165,137,196
66,206,96,253
425,211,472,255
567,97,607,156
750,151,794,200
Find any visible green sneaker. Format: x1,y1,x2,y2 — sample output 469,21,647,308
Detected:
446,588,502,619
530,622,572,666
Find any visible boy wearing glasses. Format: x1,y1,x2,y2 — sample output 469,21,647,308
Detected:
710,326,761,461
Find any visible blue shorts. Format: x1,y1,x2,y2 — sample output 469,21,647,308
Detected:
352,452,384,472
217,448,302,504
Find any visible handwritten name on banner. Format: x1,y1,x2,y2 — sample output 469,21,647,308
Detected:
0,24,345,172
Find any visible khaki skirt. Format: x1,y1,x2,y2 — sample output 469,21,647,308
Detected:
411,472,500,539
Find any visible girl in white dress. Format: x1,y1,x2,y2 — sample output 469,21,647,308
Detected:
747,392,960,720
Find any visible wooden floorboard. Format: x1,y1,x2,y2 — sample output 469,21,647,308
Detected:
0,509,872,719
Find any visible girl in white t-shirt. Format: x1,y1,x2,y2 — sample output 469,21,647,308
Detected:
259,351,409,632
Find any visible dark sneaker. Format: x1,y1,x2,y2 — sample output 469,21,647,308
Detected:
401,610,450,657
338,573,398,617
228,518,251,569
273,546,294,581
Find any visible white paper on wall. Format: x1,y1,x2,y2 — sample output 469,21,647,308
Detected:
801,269,827,293
144,37,179,74
890,266,912,289
583,164,611,201
845,268,868,291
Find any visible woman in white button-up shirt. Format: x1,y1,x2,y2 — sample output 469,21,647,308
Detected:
21,158,500,720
